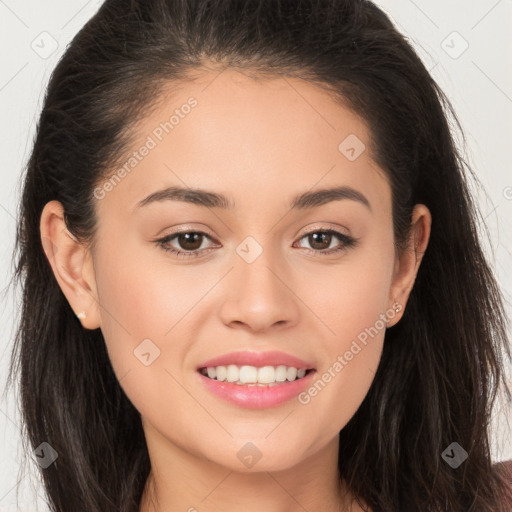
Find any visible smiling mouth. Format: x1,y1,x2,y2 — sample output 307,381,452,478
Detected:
198,365,315,386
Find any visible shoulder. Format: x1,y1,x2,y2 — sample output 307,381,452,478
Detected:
493,460,512,508
494,459,512,479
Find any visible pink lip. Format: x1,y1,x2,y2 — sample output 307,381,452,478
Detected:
196,350,315,370
196,369,317,409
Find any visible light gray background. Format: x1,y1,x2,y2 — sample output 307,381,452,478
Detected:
1,1,511,510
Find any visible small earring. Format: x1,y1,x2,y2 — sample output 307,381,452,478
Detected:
393,301,400,313
76,311,86,320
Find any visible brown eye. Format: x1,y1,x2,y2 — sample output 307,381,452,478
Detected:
295,229,357,255
155,231,215,259
307,232,333,251
174,232,204,251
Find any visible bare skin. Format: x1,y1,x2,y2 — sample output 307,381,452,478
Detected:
40,67,431,512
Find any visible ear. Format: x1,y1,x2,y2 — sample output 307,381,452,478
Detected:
40,200,101,330
387,203,431,327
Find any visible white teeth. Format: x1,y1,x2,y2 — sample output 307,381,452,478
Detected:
258,365,276,384
199,364,311,384
239,365,258,383
226,364,239,383
287,367,298,380
216,366,227,382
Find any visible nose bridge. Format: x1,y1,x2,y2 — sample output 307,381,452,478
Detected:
218,233,299,331
235,233,287,300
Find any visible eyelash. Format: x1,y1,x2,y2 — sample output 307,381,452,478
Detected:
154,228,358,259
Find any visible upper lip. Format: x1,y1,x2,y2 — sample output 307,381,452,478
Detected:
197,350,315,370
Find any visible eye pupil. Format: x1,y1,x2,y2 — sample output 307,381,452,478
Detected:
178,232,203,250
309,232,331,250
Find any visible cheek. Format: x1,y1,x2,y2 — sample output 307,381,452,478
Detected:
297,235,394,428
309,230,395,342
92,236,215,420
91,240,173,383
94,228,205,342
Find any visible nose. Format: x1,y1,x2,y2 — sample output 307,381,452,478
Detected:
218,245,300,333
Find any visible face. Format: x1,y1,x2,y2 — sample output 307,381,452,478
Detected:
41,68,430,474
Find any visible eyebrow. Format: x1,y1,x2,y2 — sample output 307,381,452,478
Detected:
134,185,371,212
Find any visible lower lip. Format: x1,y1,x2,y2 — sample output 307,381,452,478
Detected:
196,369,317,409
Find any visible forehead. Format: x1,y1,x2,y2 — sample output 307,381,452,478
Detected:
94,68,389,217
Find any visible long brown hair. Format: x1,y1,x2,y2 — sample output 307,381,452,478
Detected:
7,0,512,510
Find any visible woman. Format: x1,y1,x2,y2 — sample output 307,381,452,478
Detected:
7,0,512,510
